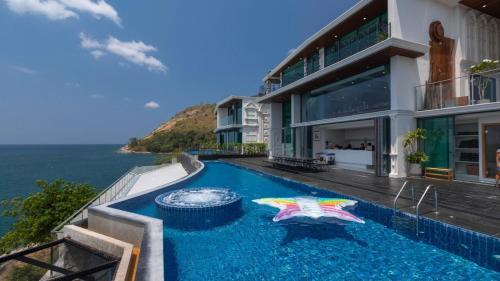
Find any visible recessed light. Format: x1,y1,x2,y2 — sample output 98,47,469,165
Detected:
482,4,487,8
334,34,338,38
363,16,367,20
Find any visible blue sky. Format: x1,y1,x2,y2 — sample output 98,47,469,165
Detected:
0,0,356,144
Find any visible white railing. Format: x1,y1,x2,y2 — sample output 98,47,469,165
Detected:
51,165,164,235
415,68,500,111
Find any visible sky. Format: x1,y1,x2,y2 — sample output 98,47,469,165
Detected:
0,0,357,144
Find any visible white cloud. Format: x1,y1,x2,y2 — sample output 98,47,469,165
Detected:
79,32,102,48
59,0,120,25
91,50,105,59
4,0,120,25
10,65,38,74
144,101,159,109
79,32,167,73
5,0,77,20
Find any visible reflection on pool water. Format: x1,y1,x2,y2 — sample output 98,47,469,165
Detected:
114,162,500,281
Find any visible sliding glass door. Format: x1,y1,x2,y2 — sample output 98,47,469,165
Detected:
419,117,454,169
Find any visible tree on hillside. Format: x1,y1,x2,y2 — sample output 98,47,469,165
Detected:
0,180,96,254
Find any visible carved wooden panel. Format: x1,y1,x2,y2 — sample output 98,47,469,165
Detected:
425,21,456,109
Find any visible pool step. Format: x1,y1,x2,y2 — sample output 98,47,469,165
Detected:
392,213,417,237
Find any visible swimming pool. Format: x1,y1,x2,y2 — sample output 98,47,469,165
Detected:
113,161,500,280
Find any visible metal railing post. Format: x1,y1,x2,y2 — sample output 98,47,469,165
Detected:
439,83,443,108
416,184,438,235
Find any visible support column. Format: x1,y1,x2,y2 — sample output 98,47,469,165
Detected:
269,103,283,158
389,113,416,178
318,48,325,70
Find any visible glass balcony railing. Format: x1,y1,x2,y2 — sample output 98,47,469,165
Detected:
415,68,500,111
269,12,390,92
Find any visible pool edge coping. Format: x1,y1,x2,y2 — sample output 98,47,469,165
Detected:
222,160,500,243
88,158,206,281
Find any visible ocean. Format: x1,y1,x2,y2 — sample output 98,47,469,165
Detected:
0,144,156,236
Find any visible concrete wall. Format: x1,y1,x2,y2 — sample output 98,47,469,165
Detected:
62,225,134,281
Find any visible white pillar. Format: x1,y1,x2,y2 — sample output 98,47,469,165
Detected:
389,113,416,178
319,48,325,70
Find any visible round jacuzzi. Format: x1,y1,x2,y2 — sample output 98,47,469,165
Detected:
155,188,243,230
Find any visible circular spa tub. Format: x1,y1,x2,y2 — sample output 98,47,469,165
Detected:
155,188,243,230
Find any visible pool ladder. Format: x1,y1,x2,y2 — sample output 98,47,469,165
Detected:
394,181,438,235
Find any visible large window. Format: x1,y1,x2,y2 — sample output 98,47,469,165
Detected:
218,129,242,145
281,100,294,156
301,65,390,122
358,17,379,50
226,101,242,125
419,117,454,169
324,41,340,66
282,60,304,86
339,31,358,59
306,52,320,75
324,12,389,68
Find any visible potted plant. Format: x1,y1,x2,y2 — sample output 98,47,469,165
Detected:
403,128,429,176
469,59,499,104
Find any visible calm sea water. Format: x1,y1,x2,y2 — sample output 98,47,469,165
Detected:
0,145,156,236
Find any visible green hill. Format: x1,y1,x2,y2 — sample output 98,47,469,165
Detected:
125,104,216,153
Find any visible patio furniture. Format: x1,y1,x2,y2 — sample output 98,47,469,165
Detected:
265,156,327,171
425,167,453,181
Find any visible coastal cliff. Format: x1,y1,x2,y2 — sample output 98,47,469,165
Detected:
124,104,216,153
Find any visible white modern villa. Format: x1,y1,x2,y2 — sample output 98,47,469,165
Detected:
215,95,270,147
255,0,500,182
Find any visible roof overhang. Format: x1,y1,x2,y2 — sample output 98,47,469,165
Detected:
415,102,500,118
263,0,387,82
215,95,251,111
214,124,244,132
258,37,429,103
459,0,500,19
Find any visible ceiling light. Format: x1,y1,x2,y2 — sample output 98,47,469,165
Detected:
334,34,338,38
363,16,367,20
482,4,487,8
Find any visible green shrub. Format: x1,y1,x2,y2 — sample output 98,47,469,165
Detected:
0,180,96,254
403,128,429,164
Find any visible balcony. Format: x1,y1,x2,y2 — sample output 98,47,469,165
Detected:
415,68,500,114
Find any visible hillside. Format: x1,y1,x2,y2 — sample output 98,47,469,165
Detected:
125,104,216,153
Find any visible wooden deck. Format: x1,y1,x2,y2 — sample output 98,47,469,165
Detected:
225,157,500,237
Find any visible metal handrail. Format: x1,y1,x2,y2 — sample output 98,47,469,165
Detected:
416,184,438,234
51,166,139,235
415,67,500,87
393,181,415,210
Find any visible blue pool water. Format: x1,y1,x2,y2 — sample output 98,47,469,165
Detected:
115,162,500,280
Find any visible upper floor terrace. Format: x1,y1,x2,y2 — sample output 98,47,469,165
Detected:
215,96,243,128
260,0,428,103
415,67,500,117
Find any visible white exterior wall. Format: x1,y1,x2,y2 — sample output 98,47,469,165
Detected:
242,98,260,143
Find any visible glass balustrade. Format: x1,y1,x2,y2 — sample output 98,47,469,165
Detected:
415,68,500,111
